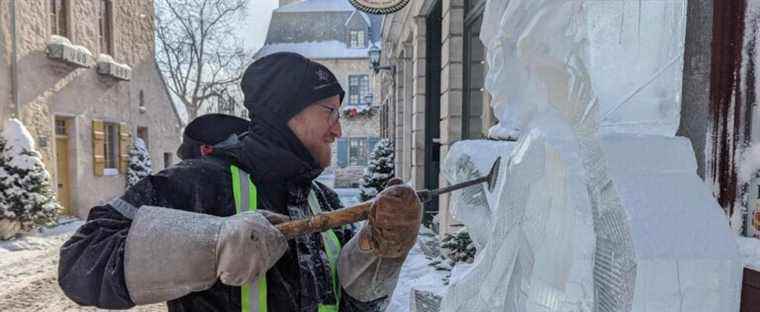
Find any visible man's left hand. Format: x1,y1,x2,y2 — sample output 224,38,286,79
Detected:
360,178,422,258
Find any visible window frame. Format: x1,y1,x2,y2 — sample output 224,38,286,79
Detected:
348,75,370,106
98,0,114,55
349,30,366,49
462,3,487,139
49,0,69,38
348,137,369,166
103,122,120,174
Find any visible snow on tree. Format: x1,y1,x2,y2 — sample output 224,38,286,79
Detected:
359,139,394,201
126,138,152,188
0,119,59,237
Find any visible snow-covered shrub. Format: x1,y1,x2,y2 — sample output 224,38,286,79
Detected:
127,138,152,188
359,139,394,201
0,119,60,238
440,228,476,264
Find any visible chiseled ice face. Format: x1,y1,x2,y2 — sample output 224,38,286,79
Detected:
485,0,687,137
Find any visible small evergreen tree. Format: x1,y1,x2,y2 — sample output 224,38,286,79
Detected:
127,138,152,188
0,119,59,235
359,139,394,201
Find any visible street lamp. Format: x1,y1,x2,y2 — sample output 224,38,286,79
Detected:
368,42,395,74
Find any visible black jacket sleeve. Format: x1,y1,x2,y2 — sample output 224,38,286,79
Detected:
58,161,228,309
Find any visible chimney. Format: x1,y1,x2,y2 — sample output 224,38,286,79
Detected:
279,0,300,7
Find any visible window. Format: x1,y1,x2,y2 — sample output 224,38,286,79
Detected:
139,90,145,108
104,122,120,171
98,0,113,55
55,119,67,136
349,30,365,49
50,0,68,37
348,75,370,105
137,127,149,150
349,138,369,166
462,3,487,139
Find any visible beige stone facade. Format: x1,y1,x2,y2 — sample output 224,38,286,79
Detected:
0,0,182,218
378,0,493,235
314,58,382,188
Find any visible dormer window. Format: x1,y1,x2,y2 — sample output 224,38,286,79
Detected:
349,30,365,49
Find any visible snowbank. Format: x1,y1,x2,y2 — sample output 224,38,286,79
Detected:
738,236,760,272
0,218,82,253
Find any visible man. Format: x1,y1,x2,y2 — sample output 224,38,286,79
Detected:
58,52,422,312
176,113,250,160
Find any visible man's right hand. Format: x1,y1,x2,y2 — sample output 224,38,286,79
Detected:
216,212,289,286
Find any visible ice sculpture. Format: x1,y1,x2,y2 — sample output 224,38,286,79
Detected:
441,1,743,312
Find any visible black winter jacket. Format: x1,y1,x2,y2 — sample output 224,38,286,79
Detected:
58,127,386,312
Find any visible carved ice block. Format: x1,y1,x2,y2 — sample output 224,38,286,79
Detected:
600,134,743,311
441,115,596,312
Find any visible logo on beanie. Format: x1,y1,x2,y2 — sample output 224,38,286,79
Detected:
349,0,409,15
316,69,330,82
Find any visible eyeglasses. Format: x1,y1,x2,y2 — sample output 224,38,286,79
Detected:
318,104,341,126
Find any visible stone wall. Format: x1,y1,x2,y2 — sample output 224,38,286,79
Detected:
0,0,181,218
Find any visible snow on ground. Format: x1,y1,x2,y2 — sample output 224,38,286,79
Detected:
385,242,448,312
738,235,760,272
0,218,165,311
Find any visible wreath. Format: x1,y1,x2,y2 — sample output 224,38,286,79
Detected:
342,106,377,119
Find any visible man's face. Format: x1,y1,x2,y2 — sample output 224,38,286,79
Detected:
287,95,342,168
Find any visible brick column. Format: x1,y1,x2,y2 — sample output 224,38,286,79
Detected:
438,0,464,236
410,16,427,188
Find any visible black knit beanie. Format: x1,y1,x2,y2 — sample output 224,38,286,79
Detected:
241,52,345,125
176,114,250,160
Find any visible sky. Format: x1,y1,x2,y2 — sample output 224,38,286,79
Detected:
239,0,280,54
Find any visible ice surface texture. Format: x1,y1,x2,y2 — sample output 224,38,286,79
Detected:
440,0,742,311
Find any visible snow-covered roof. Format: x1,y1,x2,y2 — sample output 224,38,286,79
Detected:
255,40,371,60
345,10,371,27
276,0,355,13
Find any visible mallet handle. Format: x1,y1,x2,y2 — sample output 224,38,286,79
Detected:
276,201,372,238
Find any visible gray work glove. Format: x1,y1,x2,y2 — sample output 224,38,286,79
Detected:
124,206,288,305
339,178,422,302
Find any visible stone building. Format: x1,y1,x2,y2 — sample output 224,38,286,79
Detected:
254,0,382,188
0,0,182,218
377,0,494,230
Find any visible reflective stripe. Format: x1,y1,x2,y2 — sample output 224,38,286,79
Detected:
231,165,266,312
232,166,341,311
308,186,342,311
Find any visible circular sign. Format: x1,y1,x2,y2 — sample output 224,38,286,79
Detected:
349,0,410,15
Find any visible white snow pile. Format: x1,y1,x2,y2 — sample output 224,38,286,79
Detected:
0,119,60,238
738,235,760,272
256,41,371,59
738,143,760,185
385,241,450,312
48,35,93,57
0,218,83,252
